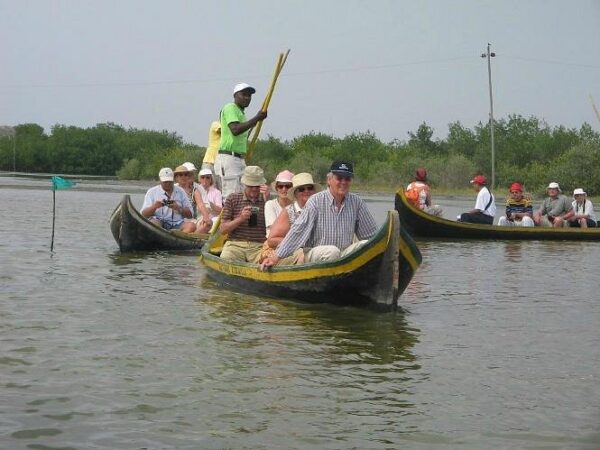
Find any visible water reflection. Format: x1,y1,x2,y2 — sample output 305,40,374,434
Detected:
198,286,419,366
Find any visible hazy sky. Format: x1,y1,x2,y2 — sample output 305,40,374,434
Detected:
1,0,599,146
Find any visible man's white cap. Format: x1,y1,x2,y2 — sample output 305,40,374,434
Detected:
547,182,561,190
233,83,256,95
182,162,197,172
159,167,174,182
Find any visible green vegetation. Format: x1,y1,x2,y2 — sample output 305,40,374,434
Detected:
1,116,599,195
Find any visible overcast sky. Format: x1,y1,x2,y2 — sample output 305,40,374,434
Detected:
1,0,599,146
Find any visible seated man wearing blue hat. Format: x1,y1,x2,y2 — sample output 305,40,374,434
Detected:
260,160,378,269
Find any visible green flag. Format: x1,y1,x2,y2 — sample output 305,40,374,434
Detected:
51,176,76,191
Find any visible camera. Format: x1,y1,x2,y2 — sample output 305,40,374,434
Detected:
162,199,174,206
248,206,260,227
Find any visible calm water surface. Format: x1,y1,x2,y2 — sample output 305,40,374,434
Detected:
1,178,599,449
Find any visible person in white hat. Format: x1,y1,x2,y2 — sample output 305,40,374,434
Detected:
567,188,597,228
264,169,294,236
214,82,268,199
141,168,196,232
533,182,573,227
219,166,268,262
194,168,223,234
258,172,321,265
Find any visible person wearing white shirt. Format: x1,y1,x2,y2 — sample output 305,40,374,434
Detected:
458,175,496,225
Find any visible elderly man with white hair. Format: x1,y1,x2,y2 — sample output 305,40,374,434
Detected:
260,160,378,269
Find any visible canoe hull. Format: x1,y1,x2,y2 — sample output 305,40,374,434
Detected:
109,194,206,251
201,210,422,311
395,189,600,240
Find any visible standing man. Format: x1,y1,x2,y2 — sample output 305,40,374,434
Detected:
260,161,378,269
141,168,196,233
458,175,496,224
215,83,267,198
219,166,268,262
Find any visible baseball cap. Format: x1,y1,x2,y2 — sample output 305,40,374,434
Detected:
509,182,523,193
199,168,213,177
233,83,256,95
470,175,487,185
159,167,174,182
330,160,354,178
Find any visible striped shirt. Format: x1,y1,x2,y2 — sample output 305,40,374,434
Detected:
276,189,378,259
505,197,533,217
222,191,266,242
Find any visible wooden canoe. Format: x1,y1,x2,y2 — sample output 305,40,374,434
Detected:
200,210,422,311
109,194,207,251
395,188,600,240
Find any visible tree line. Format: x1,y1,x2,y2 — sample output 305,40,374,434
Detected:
1,116,599,194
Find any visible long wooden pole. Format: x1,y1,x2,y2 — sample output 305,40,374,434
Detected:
51,189,56,251
246,49,290,162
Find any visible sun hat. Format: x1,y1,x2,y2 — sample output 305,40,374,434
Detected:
199,168,213,177
573,188,586,196
470,175,487,185
174,165,193,175
233,82,256,95
547,182,561,191
182,162,197,172
415,168,427,182
509,182,523,193
241,165,266,187
159,167,174,182
288,173,321,200
270,170,294,190
330,160,354,178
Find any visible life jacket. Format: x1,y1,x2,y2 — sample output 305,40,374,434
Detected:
406,182,426,208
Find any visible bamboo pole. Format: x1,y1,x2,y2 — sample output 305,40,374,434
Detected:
246,49,290,161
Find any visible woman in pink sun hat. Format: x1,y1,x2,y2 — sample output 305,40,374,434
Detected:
264,169,294,237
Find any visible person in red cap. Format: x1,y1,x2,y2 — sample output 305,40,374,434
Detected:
405,168,443,217
497,182,534,227
458,175,496,224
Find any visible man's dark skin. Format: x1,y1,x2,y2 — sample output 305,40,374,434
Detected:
228,89,267,136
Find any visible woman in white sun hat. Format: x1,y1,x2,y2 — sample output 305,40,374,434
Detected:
264,169,294,236
567,188,597,228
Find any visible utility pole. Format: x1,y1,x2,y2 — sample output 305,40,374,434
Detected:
481,43,496,189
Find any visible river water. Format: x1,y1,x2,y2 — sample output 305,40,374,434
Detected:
1,177,599,449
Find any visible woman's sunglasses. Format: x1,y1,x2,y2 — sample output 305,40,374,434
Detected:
276,184,292,190
296,185,314,193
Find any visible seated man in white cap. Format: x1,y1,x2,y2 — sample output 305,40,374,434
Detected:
215,83,268,199
219,166,268,262
260,160,378,269
533,182,572,227
141,167,196,233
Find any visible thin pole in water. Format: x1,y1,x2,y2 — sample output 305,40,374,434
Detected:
51,188,56,252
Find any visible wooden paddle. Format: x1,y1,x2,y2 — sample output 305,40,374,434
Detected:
246,49,290,162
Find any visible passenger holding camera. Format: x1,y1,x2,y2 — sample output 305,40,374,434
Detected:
533,182,572,228
219,166,267,262
141,167,196,232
